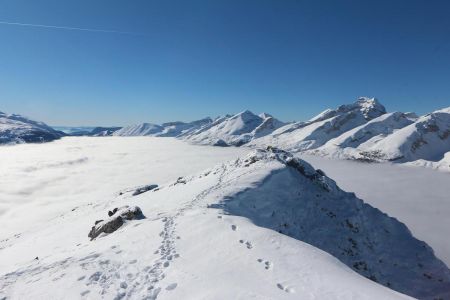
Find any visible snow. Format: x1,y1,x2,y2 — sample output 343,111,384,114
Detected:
250,97,387,151
113,123,164,136
1,138,449,299
113,118,213,137
0,137,247,238
0,111,64,144
309,112,416,159
182,110,284,146
1,137,431,300
359,107,450,162
299,154,450,266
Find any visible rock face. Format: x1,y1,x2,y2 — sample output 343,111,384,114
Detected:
181,110,285,146
203,147,450,299
250,97,387,151
0,111,65,144
88,206,145,240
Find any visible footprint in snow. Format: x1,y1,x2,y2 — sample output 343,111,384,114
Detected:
166,283,178,291
80,290,90,296
257,259,273,270
129,259,137,264
239,240,253,249
231,225,237,231
277,283,295,293
245,241,253,249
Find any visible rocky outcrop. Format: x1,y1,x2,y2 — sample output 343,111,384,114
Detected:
88,206,145,240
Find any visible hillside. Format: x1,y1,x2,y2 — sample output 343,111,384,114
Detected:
0,111,64,144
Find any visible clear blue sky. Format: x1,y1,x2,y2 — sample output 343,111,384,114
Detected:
0,0,449,126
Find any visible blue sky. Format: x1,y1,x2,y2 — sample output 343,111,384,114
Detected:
0,0,449,126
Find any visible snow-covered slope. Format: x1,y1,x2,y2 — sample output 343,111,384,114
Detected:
309,112,417,159
406,151,450,172
113,123,164,136
113,118,212,137
353,107,450,162
1,145,448,299
0,111,64,144
250,97,386,151
182,110,284,146
89,127,122,137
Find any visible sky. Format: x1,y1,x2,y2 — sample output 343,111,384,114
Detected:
0,0,449,126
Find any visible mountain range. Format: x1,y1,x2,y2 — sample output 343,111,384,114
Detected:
2,97,449,171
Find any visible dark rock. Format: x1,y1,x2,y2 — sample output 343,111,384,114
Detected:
132,184,158,196
88,206,145,240
108,208,119,217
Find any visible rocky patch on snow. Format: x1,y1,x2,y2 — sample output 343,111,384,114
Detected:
88,206,145,240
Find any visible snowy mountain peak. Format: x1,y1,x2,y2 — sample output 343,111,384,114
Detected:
181,110,284,146
341,97,386,120
309,97,386,124
258,112,273,119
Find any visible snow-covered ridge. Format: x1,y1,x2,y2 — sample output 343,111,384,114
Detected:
207,147,450,299
0,111,64,144
181,110,285,146
113,117,213,137
3,145,444,299
249,97,387,151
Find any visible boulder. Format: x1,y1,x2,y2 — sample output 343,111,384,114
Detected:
88,206,145,240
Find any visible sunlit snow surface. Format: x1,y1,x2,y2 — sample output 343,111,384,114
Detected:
0,137,447,299
0,137,248,238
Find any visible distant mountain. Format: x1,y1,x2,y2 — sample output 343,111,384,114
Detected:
0,111,65,144
113,118,212,137
250,97,386,151
52,126,96,135
89,127,122,137
309,112,417,160
355,107,450,162
181,110,285,146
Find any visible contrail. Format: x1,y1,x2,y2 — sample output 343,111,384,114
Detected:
0,20,145,36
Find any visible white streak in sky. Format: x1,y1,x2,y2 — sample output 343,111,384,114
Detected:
0,20,144,36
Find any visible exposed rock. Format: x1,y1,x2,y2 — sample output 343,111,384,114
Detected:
88,206,145,240
132,184,158,196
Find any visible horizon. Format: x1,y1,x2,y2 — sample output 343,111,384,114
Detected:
1,0,450,126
